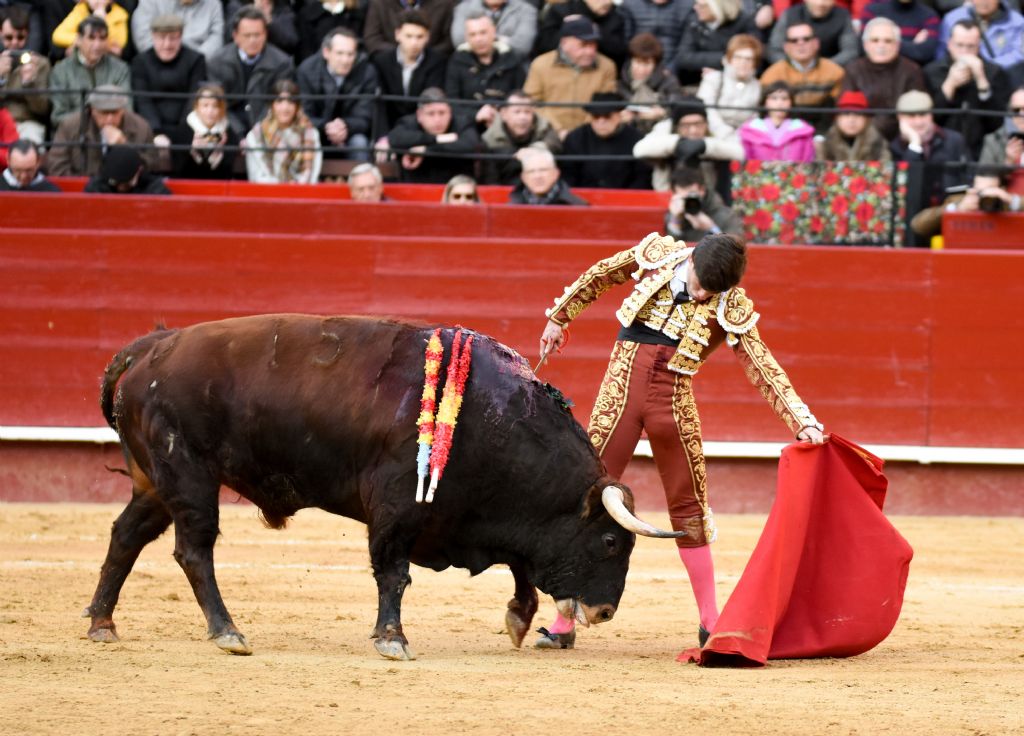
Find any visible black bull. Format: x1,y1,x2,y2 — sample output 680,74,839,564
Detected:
87,315,682,660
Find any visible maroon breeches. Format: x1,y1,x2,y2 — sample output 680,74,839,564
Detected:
587,341,709,547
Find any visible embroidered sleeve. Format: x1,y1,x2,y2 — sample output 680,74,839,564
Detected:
733,325,823,436
716,287,759,340
545,247,637,326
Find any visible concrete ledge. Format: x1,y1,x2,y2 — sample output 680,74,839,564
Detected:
3,426,1022,466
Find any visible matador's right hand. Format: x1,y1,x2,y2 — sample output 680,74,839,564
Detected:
539,321,565,360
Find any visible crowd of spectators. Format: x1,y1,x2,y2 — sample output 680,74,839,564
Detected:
3,0,1024,242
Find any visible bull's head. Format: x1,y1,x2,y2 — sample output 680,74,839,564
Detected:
533,482,685,628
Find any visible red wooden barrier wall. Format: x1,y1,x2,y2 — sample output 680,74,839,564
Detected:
2,191,1024,451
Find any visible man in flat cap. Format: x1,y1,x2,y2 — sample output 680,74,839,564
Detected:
523,15,616,137
130,14,207,144
48,84,158,177
131,0,225,61
84,145,171,194
48,15,131,127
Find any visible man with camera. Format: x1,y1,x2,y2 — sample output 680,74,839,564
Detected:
0,6,51,143
910,165,1022,242
665,165,742,243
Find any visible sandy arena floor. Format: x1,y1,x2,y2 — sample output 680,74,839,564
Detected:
0,502,1021,736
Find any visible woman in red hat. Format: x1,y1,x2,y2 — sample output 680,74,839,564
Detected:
817,89,892,161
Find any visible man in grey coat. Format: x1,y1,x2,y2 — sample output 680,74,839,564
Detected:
48,16,130,127
207,6,294,138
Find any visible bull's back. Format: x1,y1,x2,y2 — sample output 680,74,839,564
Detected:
114,315,426,511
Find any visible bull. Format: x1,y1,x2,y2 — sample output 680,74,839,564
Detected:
86,315,683,660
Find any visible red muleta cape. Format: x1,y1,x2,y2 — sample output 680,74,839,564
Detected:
680,434,913,667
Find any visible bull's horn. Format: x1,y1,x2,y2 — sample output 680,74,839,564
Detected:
602,486,688,538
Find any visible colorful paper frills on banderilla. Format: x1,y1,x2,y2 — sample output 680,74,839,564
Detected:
415,328,473,503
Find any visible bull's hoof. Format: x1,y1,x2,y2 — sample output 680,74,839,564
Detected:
374,637,417,661
87,626,119,644
505,608,529,648
81,606,92,618
213,632,252,655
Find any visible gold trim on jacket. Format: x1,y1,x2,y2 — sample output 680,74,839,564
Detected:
544,233,822,435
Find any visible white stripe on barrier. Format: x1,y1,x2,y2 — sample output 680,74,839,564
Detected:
2,426,1023,465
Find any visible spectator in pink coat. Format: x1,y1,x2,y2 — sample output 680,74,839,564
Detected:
738,81,816,161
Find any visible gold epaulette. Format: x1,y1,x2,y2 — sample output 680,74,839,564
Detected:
633,233,691,272
716,287,760,346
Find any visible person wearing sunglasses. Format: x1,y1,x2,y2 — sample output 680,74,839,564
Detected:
441,174,480,204
760,22,845,132
979,86,1024,167
766,0,858,68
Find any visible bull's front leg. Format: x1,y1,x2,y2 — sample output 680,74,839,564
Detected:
368,547,415,661
505,561,538,648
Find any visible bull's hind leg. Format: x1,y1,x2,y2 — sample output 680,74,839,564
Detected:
505,562,538,648
367,530,416,661
167,486,253,655
86,488,172,643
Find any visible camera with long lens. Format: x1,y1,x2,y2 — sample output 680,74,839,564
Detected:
978,194,1006,213
684,194,702,216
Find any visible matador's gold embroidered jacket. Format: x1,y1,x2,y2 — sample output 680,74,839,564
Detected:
545,232,822,436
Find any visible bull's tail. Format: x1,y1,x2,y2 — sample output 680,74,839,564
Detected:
100,327,176,432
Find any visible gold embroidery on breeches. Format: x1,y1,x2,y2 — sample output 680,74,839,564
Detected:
671,374,715,544
588,341,639,453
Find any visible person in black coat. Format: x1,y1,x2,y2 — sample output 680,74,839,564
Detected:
371,9,447,131
385,87,480,183
445,13,526,131
207,6,296,138
167,82,241,179
533,0,629,70
83,144,171,194
297,27,378,160
130,14,206,140
890,90,969,246
296,0,369,61
560,92,651,189
508,145,588,204
224,0,299,60
924,19,1010,159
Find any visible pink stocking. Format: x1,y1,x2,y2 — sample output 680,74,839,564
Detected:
547,611,575,634
678,545,720,630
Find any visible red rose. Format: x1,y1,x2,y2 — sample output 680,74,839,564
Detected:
746,160,762,174
849,177,868,195
823,170,840,187
810,215,824,233
855,201,875,225
780,202,799,222
760,184,780,201
752,209,774,230
832,195,849,215
791,173,806,189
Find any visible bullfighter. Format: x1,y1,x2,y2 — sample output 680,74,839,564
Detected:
535,231,825,649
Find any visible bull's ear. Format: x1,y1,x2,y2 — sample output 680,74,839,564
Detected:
580,481,634,520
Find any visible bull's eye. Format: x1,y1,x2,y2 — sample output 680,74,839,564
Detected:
601,533,618,553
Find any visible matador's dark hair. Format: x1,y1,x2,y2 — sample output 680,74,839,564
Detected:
692,233,747,293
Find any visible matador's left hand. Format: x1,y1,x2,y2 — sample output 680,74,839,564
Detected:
798,426,825,445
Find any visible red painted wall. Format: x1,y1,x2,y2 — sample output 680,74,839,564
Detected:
2,192,1024,454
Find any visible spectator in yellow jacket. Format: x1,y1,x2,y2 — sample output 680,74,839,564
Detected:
52,0,129,57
